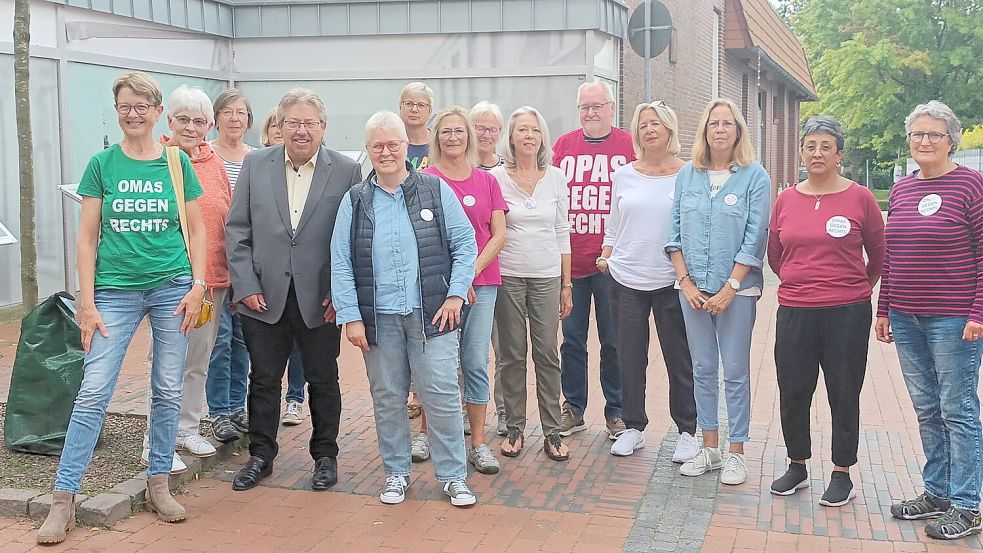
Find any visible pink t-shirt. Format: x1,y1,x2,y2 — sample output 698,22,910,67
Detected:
552,128,635,278
423,166,509,286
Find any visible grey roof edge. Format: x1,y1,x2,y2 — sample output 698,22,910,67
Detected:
45,0,628,39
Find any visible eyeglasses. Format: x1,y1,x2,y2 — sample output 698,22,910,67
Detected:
708,120,736,130
368,140,405,153
475,125,500,136
282,119,322,131
401,100,430,112
908,131,948,144
115,103,155,115
218,108,250,120
802,144,837,155
172,115,209,128
653,100,667,107
577,102,612,114
438,128,467,139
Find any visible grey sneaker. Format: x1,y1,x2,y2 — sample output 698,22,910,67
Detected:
925,507,982,540
380,475,409,505
468,444,501,475
443,480,477,507
605,418,627,440
463,411,471,436
891,492,951,520
496,410,508,437
411,433,431,462
211,414,240,443
558,404,586,436
229,409,249,433
282,401,303,426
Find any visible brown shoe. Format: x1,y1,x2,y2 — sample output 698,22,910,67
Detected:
145,474,187,522
544,433,570,462
37,491,75,545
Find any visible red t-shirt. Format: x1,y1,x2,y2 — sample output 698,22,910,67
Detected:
767,182,885,308
552,128,635,279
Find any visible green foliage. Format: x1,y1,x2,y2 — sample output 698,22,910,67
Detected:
792,0,982,173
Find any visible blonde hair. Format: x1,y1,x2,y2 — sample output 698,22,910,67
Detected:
429,106,478,167
630,101,681,158
260,107,278,146
503,106,552,170
399,81,435,107
112,72,162,106
691,98,755,171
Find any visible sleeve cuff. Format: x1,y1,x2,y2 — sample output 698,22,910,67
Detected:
664,242,681,254
734,252,763,269
447,285,470,300
334,307,362,326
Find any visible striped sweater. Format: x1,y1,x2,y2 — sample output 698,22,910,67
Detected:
877,165,983,323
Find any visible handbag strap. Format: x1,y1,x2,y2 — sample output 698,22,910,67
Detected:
165,146,191,254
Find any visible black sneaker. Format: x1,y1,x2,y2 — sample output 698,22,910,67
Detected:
925,507,982,540
212,415,241,443
890,491,951,520
770,463,808,496
230,409,249,433
819,471,856,507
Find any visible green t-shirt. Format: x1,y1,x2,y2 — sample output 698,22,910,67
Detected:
77,144,204,290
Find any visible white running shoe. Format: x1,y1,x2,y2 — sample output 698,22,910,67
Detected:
679,447,722,477
720,452,747,485
671,432,700,463
175,433,216,457
610,429,646,456
140,448,188,475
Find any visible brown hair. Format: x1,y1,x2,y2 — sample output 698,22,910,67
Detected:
213,88,254,128
112,72,162,106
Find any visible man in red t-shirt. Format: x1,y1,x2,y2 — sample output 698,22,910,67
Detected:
552,81,635,438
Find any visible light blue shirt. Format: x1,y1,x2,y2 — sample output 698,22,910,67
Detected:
331,175,477,325
664,161,771,293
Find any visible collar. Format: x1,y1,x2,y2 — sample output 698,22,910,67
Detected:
285,148,320,171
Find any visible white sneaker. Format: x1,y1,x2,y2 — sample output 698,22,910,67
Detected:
679,447,722,477
379,475,409,505
443,481,477,507
140,448,188,475
282,401,304,426
720,452,747,485
671,432,700,463
610,429,645,456
175,433,217,457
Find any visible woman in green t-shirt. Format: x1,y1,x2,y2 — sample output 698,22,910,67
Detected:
38,73,208,545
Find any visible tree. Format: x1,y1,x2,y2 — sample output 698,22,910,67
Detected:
14,0,38,312
792,0,982,174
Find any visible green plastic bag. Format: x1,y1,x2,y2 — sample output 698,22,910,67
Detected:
4,292,85,455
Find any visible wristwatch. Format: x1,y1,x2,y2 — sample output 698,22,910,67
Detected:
726,278,741,291
595,256,609,265
192,279,207,289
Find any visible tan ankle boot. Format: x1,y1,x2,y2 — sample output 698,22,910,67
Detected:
37,491,75,544
145,474,186,522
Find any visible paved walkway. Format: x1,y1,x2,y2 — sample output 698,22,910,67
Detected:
0,285,981,552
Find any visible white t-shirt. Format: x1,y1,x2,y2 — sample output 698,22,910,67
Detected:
490,165,571,278
708,169,731,198
603,163,677,290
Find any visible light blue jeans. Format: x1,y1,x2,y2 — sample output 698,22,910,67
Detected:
678,292,756,444
363,310,467,482
55,276,192,493
460,286,497,405
205,302,249,416
890,311,982,510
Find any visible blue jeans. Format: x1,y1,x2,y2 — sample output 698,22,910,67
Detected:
890,311,983,510
560,271,621,420
460,286,497,405
55,276,192,492
363,311,467,481
679,292,756,444
205,303,249,416
286,343,305,403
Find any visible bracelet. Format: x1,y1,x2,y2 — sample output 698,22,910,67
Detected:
562,282,574,288
595,256,609,265
678,274,692,284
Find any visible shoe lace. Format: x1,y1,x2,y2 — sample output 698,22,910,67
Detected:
723,454,744,472
473,445,494,463
447,481,471,497
384,475,405,494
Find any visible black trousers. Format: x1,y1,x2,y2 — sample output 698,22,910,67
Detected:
775,301,871,467
240,284,342,462
610,277,697,434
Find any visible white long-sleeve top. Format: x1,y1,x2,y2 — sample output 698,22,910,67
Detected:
603,163,677,290
491,165,571,278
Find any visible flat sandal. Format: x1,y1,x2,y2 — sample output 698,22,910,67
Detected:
501,429,524,457
544,433,569,462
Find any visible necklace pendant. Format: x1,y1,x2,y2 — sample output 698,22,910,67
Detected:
814,199,821,211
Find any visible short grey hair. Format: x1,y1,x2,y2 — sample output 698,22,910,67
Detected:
577,81,615,104
364,111,409,144
277,88,328,126
905,100,962,153
800,115,846,152
167,85,214,125
399,81,435,107
503,106,552,170
469,101,505,129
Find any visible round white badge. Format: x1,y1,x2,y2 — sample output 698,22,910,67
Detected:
723,193,738,206
668,190,675,200
918,194,942,216
420,208,434,222
826,216,850,238
462,195,476,207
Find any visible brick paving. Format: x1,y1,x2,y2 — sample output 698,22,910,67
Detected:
1,281,982,552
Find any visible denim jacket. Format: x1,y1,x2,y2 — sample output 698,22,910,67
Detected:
665,161,771,293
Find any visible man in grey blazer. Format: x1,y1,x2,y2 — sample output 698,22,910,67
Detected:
225,88,361,491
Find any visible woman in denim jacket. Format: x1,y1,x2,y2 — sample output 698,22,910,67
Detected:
665,98,771,486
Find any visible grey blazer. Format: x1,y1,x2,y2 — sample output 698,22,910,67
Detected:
226,145,362,328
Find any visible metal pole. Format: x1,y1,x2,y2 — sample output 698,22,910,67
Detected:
643,1,652,102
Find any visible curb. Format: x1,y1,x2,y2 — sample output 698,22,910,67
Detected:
2,433,248,528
